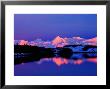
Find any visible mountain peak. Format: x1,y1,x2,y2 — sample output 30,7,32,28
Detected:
53,36,63,41
52,36,64,46
55,36,62,39
14,36,97,47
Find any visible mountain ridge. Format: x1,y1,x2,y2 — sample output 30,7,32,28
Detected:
14,36,97,48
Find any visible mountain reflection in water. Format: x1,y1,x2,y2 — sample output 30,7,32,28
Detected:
37,57,97,66
14,53,97,76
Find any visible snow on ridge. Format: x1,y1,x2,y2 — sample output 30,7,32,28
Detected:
83,37,97,46
84,37,97,43
52,36,65,46
14,40,28,45
14,36,97,47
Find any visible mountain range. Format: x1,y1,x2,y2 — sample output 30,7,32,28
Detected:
14,36,97,48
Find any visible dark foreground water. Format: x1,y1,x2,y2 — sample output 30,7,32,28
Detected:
14,53,97,76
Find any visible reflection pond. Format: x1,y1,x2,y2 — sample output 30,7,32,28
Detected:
14,53,97,76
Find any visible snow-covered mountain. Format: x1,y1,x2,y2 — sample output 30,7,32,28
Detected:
83,37,97,46
14,40,28,45
14,36,97,48
52,36,65,45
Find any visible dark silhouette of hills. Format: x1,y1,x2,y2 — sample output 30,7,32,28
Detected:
14,45,97,53
14,45,97,65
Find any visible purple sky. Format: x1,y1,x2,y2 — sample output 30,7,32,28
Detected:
14,14,97,41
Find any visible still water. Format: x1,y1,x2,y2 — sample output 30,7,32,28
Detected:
14,53,97,76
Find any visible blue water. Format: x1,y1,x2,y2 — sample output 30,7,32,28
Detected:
14,53,97,76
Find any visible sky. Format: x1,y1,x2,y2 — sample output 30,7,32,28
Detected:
14,14,97,41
